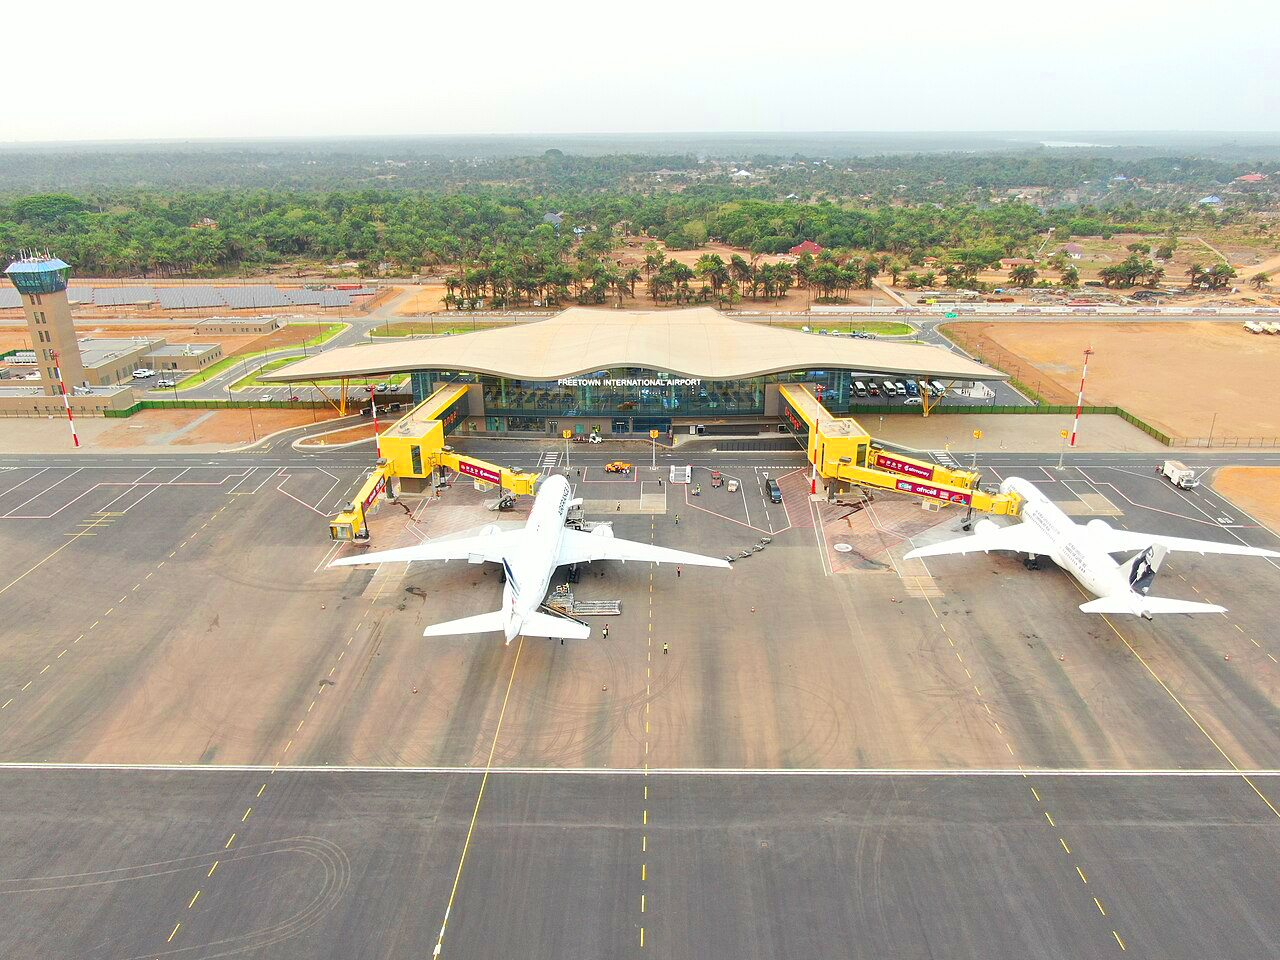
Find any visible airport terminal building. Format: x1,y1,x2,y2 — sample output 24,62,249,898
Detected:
266,307,1005,437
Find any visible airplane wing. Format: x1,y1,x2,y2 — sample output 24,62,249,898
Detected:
330,530,526,568
556,529,731,568
1091,528,1280,559
904,523,1053,560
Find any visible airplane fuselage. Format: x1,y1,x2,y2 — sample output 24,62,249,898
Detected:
500,474,574,642
1003,477,1135,602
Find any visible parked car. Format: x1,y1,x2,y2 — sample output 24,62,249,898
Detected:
155,378,176,388
766,478,782,503
132,368,155,379
903,396,922,406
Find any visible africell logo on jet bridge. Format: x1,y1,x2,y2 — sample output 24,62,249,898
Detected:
877,454,934,480
457,460,501,484
895,478,971,505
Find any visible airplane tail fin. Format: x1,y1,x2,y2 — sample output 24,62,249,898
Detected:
1122,543,1168,596
1079,596,1226,616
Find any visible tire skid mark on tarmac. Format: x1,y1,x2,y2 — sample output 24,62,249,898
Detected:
0,836,350,960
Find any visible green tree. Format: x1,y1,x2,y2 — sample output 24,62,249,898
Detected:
1009,264,1038,287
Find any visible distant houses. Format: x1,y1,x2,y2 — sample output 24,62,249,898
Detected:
1199,195,1223,206
788,240,823,256
542,212,564,227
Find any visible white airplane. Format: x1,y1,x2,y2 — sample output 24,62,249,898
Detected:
905,476,1280,618
331,474,729,642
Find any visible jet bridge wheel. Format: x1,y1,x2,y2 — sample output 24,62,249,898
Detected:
1022,555,1042,570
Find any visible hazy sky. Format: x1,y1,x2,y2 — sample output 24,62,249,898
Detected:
4,0,1277,143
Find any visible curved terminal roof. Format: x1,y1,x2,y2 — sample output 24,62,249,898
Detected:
263,307,1005,383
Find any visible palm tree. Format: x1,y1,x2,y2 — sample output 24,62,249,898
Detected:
642,252,665,279
1059,265,1079,289
1009,264,1038,287
1249,272,1270,290
729,255,752,297
1146,266,1165,287
1185,262,1205,287
1207,263,1237,289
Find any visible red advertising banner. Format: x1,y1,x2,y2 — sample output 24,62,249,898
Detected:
458,460,501,485
782,403,807,434
361,473,387,509
876,453,934,480
895,479,971,505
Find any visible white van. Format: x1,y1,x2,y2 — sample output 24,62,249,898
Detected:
854,381,868,397
881,380,896,396
893,381,908,396
132,368,155,379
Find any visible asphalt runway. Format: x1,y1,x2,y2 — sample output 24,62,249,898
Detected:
1,767,1278,960
2,452,1280,957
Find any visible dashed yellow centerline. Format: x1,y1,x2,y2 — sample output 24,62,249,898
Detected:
921,593,1128,951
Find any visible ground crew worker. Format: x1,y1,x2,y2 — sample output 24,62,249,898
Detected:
677,565,681,578
602,623,610,639
674,514,680,525
663,642,668,655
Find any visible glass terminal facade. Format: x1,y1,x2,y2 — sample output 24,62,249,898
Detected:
410,367,863,434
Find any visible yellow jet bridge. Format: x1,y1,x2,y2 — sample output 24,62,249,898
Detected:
778,385,1022,516
328,384,543,541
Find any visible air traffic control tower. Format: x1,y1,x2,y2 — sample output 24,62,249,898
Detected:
4,254,86,394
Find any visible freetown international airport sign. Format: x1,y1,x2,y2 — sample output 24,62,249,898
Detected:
556,378,701,387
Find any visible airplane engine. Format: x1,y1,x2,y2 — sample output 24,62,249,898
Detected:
1086,519,1112,535
973,518,998,535
479,524,502,536
591,524,615,538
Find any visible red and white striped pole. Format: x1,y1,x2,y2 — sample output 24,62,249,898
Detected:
1069,346,1093,448
370,390,380,439
51,351,79,448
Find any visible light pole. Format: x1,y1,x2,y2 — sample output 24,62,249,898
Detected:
1056,428,1069,471
650,429,659,470
562,429,571,470
1208,412,1217,446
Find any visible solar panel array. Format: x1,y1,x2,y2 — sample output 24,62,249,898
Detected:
1,284,378,310
92,286,158,306
156,286,224,309
218,286,292,309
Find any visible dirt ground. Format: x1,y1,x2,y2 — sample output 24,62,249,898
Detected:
944,321,1280,440
1212,467,1280,535
297,422,377,446
94,408,341,448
